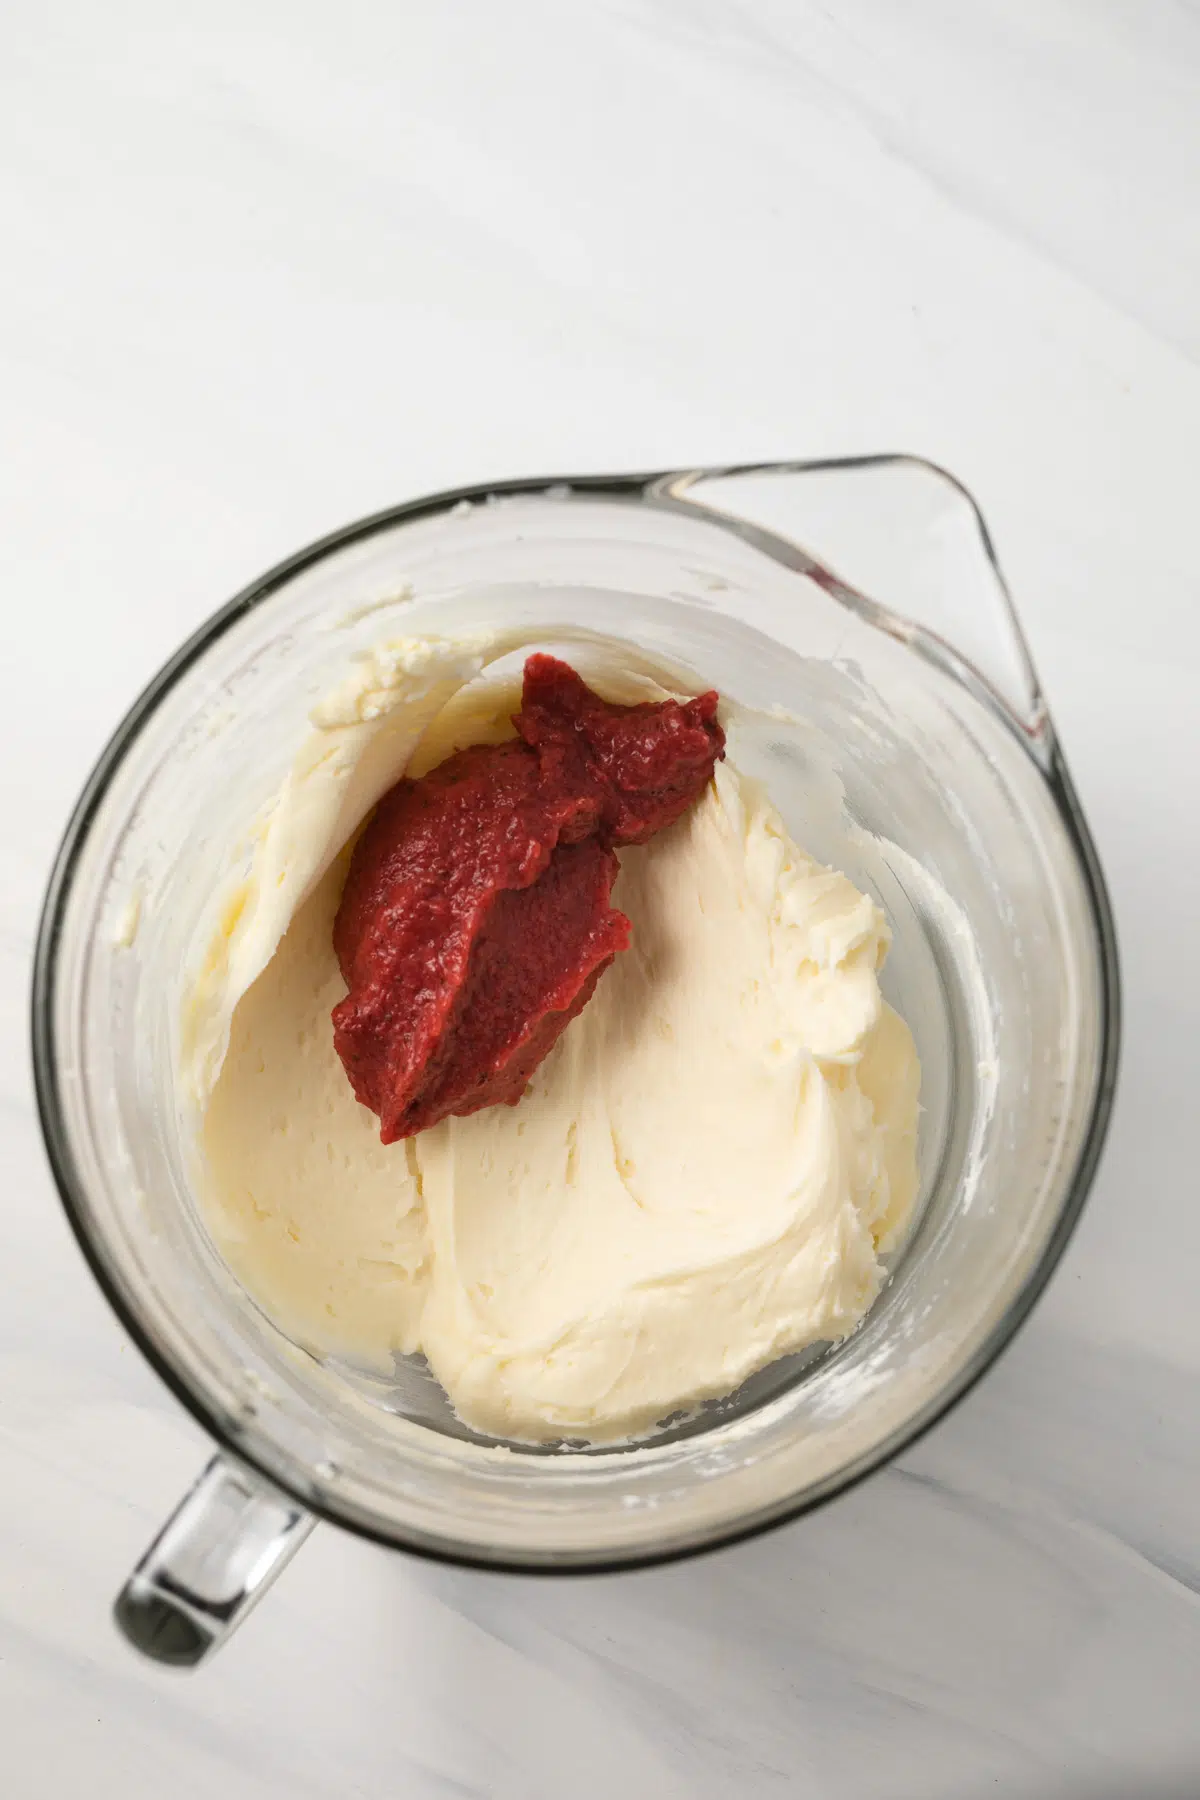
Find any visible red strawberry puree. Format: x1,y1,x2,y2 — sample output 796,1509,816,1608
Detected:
332,654,725,1141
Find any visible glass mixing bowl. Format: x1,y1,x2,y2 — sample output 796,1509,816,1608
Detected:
32,457,1118,1666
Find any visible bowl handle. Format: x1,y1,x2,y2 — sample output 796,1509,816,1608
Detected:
649,454,1053,765
113,1453,315,1667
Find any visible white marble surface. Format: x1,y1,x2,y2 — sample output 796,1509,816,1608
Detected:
2,1,1199,1793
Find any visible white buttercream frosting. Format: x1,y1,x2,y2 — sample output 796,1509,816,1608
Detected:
189,635,920,1443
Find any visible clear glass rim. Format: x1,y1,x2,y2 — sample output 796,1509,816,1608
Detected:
30,454,1122,1573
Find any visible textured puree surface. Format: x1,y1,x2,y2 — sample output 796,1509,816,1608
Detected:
331,655,724,1140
